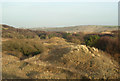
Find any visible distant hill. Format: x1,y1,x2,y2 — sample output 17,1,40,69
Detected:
30,25,118,33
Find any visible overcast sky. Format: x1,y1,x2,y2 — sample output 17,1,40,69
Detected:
1,0,118,28
1,0,120,2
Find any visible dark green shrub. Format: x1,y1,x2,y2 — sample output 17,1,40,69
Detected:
85,35,100,46
40,35,47,39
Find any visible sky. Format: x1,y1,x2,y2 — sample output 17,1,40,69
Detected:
1,0,118,28
1,0,120,2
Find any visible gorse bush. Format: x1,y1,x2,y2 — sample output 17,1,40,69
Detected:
2,39,45,58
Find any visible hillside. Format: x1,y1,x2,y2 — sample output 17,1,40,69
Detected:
2,37,119,79
1,25,120,79
30,25,118,33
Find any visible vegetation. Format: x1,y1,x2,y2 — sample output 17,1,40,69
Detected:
2,25,84,44
96,36,120,54
2,39,45,59
83,32,119,62
2,24,120,61
2,25,119,79
85,35,100,46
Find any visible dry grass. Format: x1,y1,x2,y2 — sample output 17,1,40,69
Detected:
2,37,119,79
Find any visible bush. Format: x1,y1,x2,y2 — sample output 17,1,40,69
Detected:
96,36,120,54
59,32,85,44
85,35,100,46
74,32,85,43
2,39,45,58
61,33,72,39
67,36,81,44
40,35,47,39
48,33,57,39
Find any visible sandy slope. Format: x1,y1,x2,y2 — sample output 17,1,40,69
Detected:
2,37,120,79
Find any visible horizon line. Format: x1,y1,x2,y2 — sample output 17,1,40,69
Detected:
1,23,118,28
